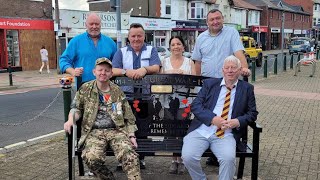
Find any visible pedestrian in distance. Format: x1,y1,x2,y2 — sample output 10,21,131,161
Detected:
159,35,196,174
59,13,117,85
39,45,50,74
112,23,161,170
64,58,141,180
182,55,258,180
191,8,251,166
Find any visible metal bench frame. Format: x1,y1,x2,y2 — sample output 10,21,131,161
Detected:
67,74,262,180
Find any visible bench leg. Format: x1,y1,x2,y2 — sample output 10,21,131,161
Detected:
78,155,85,176
237,156,245,179
68,134,74,180
251,154,258,180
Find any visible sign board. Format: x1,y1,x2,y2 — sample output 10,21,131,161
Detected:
294,29,302,34
271,28,280,33
251,26,268,33
0,18,53,30
284,29,293,33
60,9,130,29
130,17,172,30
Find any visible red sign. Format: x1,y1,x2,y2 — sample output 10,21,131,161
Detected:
0,18,54,30
252,26,268,33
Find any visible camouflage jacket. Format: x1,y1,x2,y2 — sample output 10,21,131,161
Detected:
71,80,137,146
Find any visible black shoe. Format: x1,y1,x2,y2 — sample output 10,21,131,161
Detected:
116,163,122,171
140,159,146,169
206,157,219,166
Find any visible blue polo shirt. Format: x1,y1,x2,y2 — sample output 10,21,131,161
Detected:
59,32,117,83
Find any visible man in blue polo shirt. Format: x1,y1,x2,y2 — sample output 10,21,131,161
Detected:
59,13,117,84
112,23,161,170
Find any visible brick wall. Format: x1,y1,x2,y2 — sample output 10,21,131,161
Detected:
0,0,52,19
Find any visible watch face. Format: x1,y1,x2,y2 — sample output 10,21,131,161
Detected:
122,69,126,75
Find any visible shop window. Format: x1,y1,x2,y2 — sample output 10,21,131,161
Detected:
6,30,20,67
190,2,205,19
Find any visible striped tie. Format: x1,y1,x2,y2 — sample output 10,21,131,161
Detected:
215,87,232,138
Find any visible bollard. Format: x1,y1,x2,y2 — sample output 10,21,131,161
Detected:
59,76,73,180
263,55,268,78
283,52,287,71
274,54,278,75
251,58,256,82
297,53,302,72
317,47,319,60
8,62,13,86
290,53,294,69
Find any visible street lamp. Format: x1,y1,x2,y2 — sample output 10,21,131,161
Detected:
281,10,285,56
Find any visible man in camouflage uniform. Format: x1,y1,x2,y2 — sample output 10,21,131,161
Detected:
64,58,141,180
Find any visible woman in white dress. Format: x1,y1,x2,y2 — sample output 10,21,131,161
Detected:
160,36,196,174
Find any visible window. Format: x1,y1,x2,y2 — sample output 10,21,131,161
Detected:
317,18,320,25
314,18,317,26
255,11,258,23
315,4,318,11
294,14,297,21
30,0,44,1
278,11,281,20
165,0,171,15
270,10,273,19
190,2,205,19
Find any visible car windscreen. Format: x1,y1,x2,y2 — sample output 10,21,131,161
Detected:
292,40,304,45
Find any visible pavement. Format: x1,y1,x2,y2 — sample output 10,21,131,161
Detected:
0,54,320,179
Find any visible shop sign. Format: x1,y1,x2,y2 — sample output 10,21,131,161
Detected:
302,30,307,34
130,17,172,30
198,22,207,31
173,20,198,30
284,29,293,33
0,18,53,30
251,26,268,33
271,28,280,33
294,29,302,34
60,9,130,29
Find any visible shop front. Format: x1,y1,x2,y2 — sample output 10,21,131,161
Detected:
251,26,268,50
0,18,54,71
59,9,130,50
172,20,203,53
130,17,172,48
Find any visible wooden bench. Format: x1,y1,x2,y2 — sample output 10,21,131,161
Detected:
68,74,262,180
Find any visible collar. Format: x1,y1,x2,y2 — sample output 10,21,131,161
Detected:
208,26,224,37
220,78,238,89
126,43,147,52
85,31,101,39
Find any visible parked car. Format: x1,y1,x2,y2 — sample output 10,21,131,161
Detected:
157,46,192,59
157,46,170,60
288,38,311,54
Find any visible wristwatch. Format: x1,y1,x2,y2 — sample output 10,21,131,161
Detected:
121,69,127,77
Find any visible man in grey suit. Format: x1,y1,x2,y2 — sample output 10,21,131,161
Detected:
182,55,258,180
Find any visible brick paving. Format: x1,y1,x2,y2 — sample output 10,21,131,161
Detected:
0,61,320,179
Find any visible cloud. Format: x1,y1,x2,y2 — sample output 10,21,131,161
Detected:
54,0,89,11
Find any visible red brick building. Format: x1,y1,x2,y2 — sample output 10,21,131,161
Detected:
0,0,56,71
247,0,312,50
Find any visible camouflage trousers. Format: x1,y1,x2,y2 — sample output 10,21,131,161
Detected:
82,129,141,180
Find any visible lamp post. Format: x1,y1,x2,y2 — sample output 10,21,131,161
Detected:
281,10,285,57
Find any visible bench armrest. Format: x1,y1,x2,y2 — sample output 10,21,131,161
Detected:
248,121,263,133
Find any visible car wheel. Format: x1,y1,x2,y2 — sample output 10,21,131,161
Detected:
256,53,262,67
